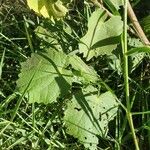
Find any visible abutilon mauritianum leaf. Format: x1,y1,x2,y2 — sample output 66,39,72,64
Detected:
17,49,72,104
64,86,118,150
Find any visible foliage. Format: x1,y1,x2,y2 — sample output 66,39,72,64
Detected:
64,87,118,149
15,6,123,148
0,0,150,149
79,9,123,60
17,49,72,104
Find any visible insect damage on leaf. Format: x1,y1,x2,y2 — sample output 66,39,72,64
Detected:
64,86,118,150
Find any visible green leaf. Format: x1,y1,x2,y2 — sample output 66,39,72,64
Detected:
64,86,118,149
108,0,123,10
35,26,62,51
108,54,122,75
125,46,150,56
125,47,150,72
17,49,72,104
27,0,68,20
128,37,143,47
129,52,145,73
69,55,99,84
103,0,122,15
79,9,123,60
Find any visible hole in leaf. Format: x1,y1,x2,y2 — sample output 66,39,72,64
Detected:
99,113,102,121
84,137,87,139
90,143,92,146
74,107,81,111
106,113,109,119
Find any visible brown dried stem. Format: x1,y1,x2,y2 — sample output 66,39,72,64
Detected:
127,2,150,45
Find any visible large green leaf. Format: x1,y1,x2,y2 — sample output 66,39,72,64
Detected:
69,55,99,84
79,9,123,60
64,86,118,149
17,49,72,104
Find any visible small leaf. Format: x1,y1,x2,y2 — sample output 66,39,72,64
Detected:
79,9,123,60
51,0,68,18
17,49,72,104
35,26,62,51
126,46,150,72
129,52,145,73
64,86,118,149
108,54,122,75
128,37,143,47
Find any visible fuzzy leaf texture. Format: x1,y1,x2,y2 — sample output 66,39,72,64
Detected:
17,49,72,104
79,9,123,60
64,86,118,150
27,0,68,20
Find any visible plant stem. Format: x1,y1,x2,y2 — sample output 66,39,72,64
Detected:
123,0,140,150
127,2,150,45
123,0,130,111
127,113,140,150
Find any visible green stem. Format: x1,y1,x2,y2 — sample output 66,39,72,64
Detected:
32,103,35,128
123,0,130,110
123,1,140,150
23,16,34,53
132,111,150,115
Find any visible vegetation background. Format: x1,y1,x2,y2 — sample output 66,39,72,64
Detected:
0,0,150,149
